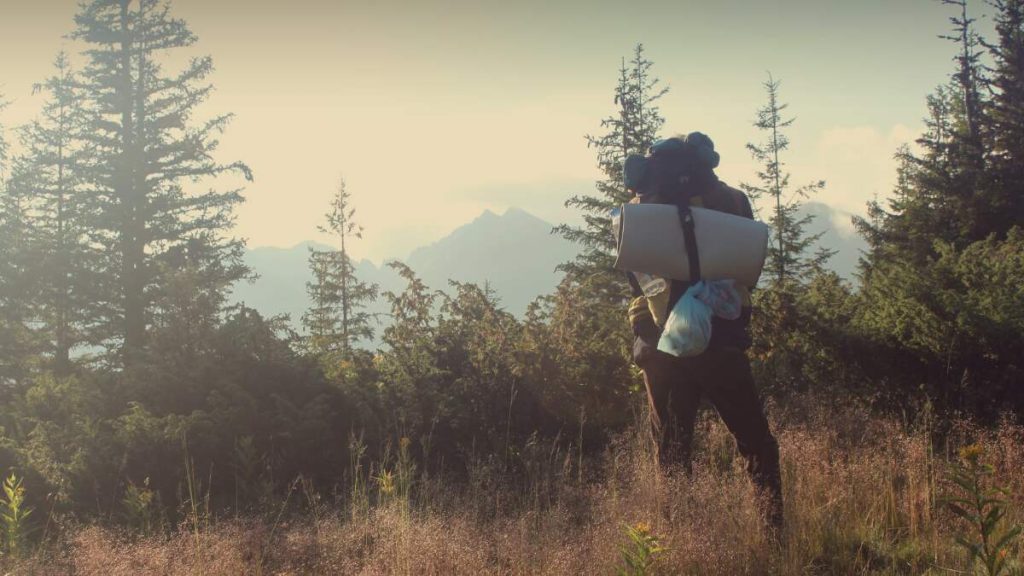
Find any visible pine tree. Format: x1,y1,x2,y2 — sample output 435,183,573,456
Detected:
555,43,667,303
17,51,97,374
849,0,1024,416
982,0,1024,232
72,0,252,367
856,1,993,270
741,75,833,395
375,261,443,436
302,178,378,360
0,165,39,387
0,95,33,387
303,249,341,354
741,74,831,289
942,0,985,147
939,0,989,244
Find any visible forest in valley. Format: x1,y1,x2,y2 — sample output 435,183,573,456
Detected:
0,0,1023,574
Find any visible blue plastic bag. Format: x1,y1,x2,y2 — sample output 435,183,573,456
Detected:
657,280,742,357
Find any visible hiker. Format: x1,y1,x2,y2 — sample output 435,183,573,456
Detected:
622,133,783,530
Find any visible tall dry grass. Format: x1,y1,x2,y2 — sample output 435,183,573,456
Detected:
5,398,1023,575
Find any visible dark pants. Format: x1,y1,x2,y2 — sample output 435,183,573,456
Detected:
641,345,783,528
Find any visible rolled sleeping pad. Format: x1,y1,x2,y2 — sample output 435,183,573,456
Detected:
613,203,770,287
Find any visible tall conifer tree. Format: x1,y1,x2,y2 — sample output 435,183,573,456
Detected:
982,0,1024,231
72,0,251,367
555,44,667,303
302,178,378,360
856,0,993,273
850,0,1024,416
741,74,830,290
0,149,40,385
17,52,97,374
740,75,833,394
0,95,32,387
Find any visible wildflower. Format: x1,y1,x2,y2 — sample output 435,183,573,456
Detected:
958,443,983,465
400,437,412,450
634,521,651,535
376,469,395,496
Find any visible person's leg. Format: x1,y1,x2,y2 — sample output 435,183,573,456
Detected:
702,347,783,530
642,352,702,472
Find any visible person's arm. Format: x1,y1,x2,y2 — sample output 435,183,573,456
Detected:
628,295,661,366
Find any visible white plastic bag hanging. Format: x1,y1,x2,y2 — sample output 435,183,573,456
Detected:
657,280,742,357
698,279,742,321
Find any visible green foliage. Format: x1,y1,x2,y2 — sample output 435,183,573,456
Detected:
1,473,33,558
617,522,666,576
517,275,635,430
121,477,158,534
3,1,1024,557
348,431,369,519
14,51,97,375
182,446,209,548
854,229,1024,415
72,0,251,365
232,435,270,512
0,155,44,389
742,74,838,396
942,445,1022,576
842,0,1024,418
556,43,667,303
742,74,832,290
303,177,379,361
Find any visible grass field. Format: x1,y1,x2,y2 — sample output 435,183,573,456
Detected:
4,398,1022,575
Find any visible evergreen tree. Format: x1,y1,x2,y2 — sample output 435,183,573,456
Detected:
432,282,523,457
982,0,1024,232
942,0,985,146
855,0,999,273
516,274,635,431
72,0,252,367
302,178,378,361
375,262,444,439
17,52,97,374
741,74,833,394
555,43,667,303
861,2,989,261
0,96,37,388
741,74,831,289
850,0,1024,416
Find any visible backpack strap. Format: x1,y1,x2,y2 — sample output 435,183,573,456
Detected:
677,203,702,282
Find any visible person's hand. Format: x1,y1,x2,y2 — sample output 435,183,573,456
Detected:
629,296,661,366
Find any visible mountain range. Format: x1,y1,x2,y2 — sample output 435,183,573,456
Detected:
228,207,579,340
228,203,866,341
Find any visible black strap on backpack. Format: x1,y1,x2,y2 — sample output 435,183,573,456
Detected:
677,203,701,282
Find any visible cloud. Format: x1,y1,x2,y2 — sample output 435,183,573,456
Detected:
814,124,918,217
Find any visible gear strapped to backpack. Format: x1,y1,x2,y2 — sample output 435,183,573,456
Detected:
616,133,766,353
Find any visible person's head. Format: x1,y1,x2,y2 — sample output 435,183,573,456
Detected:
624,132,720,204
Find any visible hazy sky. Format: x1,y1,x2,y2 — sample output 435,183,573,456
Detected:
0,0,982,262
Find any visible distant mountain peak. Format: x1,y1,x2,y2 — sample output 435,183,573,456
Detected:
232,206,578,339
248,240,334,254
